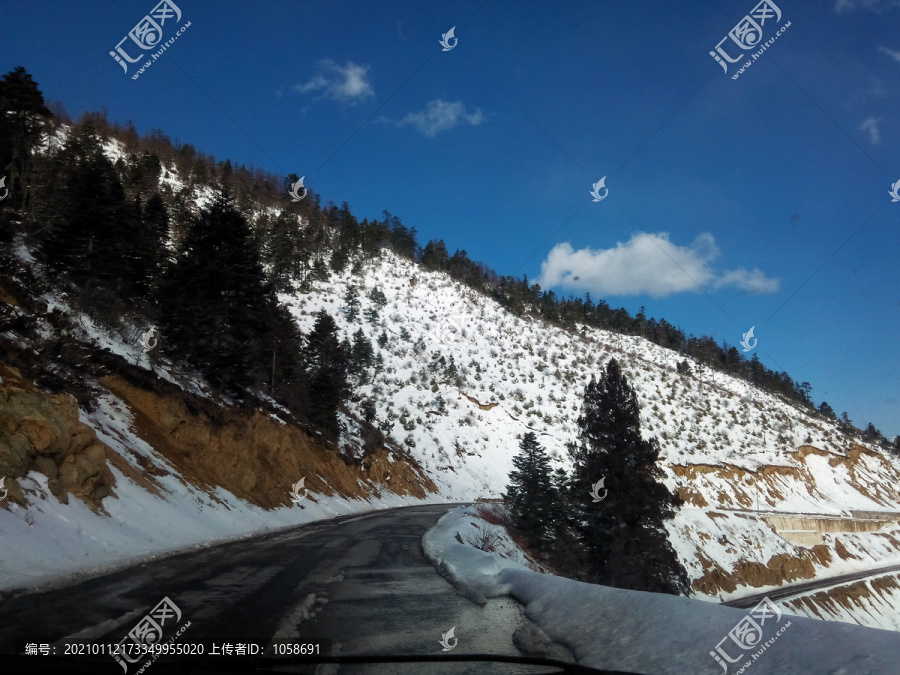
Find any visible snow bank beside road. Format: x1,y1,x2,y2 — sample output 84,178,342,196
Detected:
424,506,900,674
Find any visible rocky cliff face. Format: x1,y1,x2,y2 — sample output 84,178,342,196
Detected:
0,364,116,510
0,361,437,514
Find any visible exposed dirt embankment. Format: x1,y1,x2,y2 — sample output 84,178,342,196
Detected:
671,444,900,512
464,393,499,411
674,444,900,598
783,574,900,623
99,375,437,509
692,546,832,595
0,364,116,510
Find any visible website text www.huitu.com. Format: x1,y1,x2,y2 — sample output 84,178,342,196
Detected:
131,21,192,81
733,620,792,674
731,21,792,80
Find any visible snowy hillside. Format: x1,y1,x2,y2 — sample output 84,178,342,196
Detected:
279,246,900,623
2,135,900,637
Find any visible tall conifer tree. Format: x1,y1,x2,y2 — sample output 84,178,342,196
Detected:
504,432,556,553
568,358,689,595
159,190,274,392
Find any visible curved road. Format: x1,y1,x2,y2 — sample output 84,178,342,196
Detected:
0,503,576,674
724,562,900,609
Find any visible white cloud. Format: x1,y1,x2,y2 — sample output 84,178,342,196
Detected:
398,99,484,137
834,0,900,12
293,60,374,104
535,233,779,298
859,116,882,145
879,45,900,62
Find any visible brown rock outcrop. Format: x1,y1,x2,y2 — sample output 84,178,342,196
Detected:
99,375,437,509
0,365,116,510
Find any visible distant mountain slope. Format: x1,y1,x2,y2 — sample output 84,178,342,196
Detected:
280,247,900,622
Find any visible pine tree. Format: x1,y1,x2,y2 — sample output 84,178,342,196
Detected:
301,310,349,437
363,306,379,324
265,211,302,289
369,286,387,308
503,432,556,553
421,239,449,270
818,401,836,420
158,190,275,392
568,357,689,595
839,412,855,436
343,288,360,322
350,328,374,379
38,126,146,297
0,66,53,214
547,466,582,575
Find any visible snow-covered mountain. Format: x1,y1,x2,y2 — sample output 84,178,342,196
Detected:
283,246,900,626
2,135,900,634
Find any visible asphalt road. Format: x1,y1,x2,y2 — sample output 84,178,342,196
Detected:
0,503,577,674
724,561,900,609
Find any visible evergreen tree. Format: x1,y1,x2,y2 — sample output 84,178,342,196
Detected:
120,192,169,299
547,466,582,575
265,212,302,289
421,239,449,270
818,401,836,420
158,190,275,392
343,288,360,322
839,412,855,436
350,328,374,376
329,247,349,274
369,286,387,308
0,66,53,214
377,331,388,348
568,357,689,595
863,423,885,446
301,310,349,437
363,306,379,324
310,257,329,282
503,432,556,553
38,126,148,298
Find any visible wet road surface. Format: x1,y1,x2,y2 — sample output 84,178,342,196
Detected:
0,503,576,674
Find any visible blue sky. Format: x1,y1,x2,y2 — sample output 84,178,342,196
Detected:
2,0,898,437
